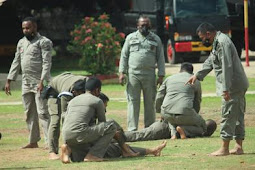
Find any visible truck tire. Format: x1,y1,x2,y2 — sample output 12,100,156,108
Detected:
167,39,179,64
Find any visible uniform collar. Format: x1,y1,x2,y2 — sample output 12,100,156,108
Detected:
212,31,221,49
24,32,41,43
136,30,152,39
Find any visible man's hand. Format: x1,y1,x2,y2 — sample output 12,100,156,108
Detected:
157,76,164,86
185,75,197,85
119,73,126,86
222,91,231,101
5,80,11,96
37,80,44,92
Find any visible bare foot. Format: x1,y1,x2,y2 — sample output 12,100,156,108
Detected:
176,126,186,139
230,148,244,155
209,148,229,156
60,144,71,164
122,144,140,157
84,153,104,162
49,152,60,160
21,143,38,149
171,135,177,140
151,140,167,156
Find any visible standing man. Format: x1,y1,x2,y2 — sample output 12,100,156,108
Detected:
186,23,249,156
119,15,165,131
5,17,53,149
156,62,206,140
46,72,87,160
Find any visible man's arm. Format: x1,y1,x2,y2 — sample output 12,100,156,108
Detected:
96,100,106,123
186,54,214,85
220,41,233,101
119,36,130,85
195,53,214,81
39,39,53,92
155,79,167,113
193,80,202,113
5,42,22,95
156,38,165,86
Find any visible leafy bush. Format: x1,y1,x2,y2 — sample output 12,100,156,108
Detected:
68,14,125,75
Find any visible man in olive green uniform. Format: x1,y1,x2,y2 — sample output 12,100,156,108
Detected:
62,78,118,162
47,72,87,160
61,91,167,163
187,23,249,156
124,119,217,142
5,17,52,149
119,15,165,131
157,63,207,140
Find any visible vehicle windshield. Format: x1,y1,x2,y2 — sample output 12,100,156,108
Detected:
174,0,228,17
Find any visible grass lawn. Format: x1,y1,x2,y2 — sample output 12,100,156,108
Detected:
0,74,255,169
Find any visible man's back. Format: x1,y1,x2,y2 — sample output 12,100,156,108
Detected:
62,93,106,141
157,72,201,114
50,72,85,93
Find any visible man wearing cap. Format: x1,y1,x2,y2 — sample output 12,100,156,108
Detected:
46,72,87,160
157,62,207,140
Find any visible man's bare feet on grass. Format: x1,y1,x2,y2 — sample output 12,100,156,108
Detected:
60,144,71,164
147,140,167,156
171,135,177,140
122,144,140,157
49,152,60,160
84,153,104,162
176,126,187,139
21,143,38,149
209,148,229,156
230,147,244,155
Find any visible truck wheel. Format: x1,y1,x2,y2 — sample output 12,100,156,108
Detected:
167,40,179,64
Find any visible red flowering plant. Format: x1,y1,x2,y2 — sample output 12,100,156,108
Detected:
68,14,125,75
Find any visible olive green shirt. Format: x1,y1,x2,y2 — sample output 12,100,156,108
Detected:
62,93,106,142
7,33,52,85
119,30,165,76
196,31,249,95
49,72,86,114
156,72,201,114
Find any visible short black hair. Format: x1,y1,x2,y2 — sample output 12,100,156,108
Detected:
137,15,151,28
204,119,217,137
22,17,37,24
180,62,193,74
85,77,102,91
99,93,109,103
196,22,216,34
72,79,86,92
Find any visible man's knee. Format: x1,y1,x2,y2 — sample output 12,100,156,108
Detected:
104,120,117,134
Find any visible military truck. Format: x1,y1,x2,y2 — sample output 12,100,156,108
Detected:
227,0,255,56
122,0,255,64
122,0,234,63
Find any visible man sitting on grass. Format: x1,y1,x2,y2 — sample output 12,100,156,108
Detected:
61,78,167,163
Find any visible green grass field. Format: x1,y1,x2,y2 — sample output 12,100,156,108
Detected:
0,75,255,169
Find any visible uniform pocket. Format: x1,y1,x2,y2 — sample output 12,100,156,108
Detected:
129,40,140,52
148,40,158,53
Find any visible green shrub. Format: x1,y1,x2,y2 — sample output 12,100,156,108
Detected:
68,14,125,75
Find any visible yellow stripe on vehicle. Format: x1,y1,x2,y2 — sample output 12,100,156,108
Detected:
191,42,212,52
